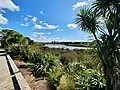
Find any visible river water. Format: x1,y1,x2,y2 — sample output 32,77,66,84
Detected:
45,44,90,50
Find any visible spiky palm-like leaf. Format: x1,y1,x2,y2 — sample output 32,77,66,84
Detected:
75,8,102,34
92,0,120,16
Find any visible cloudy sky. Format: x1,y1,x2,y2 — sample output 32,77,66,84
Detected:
0,0,93,42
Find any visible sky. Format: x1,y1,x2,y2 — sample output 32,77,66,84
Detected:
0,0,94,42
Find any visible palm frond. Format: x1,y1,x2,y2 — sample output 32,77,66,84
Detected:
75,8,102,34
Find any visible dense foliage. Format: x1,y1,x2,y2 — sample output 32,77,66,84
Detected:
75,0,120,89
0,29,105,90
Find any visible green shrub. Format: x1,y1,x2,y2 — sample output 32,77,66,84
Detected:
19,45,33,61
46,66,63,90
60,56,70,66
6,44,21,56
28,53,57,77
58,75,75,90
71,63,105,90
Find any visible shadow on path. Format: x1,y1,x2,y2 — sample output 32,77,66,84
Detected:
6,55,21,90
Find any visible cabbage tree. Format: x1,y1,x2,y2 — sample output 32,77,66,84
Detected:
75,0,120,89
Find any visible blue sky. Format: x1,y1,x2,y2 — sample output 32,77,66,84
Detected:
0,0,93,42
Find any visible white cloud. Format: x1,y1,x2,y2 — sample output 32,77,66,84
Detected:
32,32,47,40
34,23,58,30
38,32,44,35
0,0,20,11
32,17,43,24
67,23,77,29
32,32,38,37
33,32,44,35
24,17,29,21
23,16,44,27
23,15,57,30
0,0,20,25
39,21,43,24
0,14,8,24
31,32,88,42
33,32,51,39
39,35,47,40
73,1,88,10
32,31,88,42
34,24,44,30
31,32,61,42
43,23,58,29
49,37,60,41
56,29,63,32
27,15,32,18
20,23,28,27
40,11,44,15
31,17,38,23
46,24,58,29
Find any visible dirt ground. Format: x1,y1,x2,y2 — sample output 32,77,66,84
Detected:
13,58,50,90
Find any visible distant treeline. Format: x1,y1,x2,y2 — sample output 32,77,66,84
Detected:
40,41,92,47
51,41,89,44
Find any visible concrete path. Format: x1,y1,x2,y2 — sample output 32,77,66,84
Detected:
0,49,31,90
0,49,14,90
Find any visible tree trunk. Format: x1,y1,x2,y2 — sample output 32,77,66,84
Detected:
103,59,120,90
92,32,120,90
105,70,113,90
92,32,101,49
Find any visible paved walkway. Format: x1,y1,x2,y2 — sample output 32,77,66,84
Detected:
0,49,14,90
0,49,31,90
